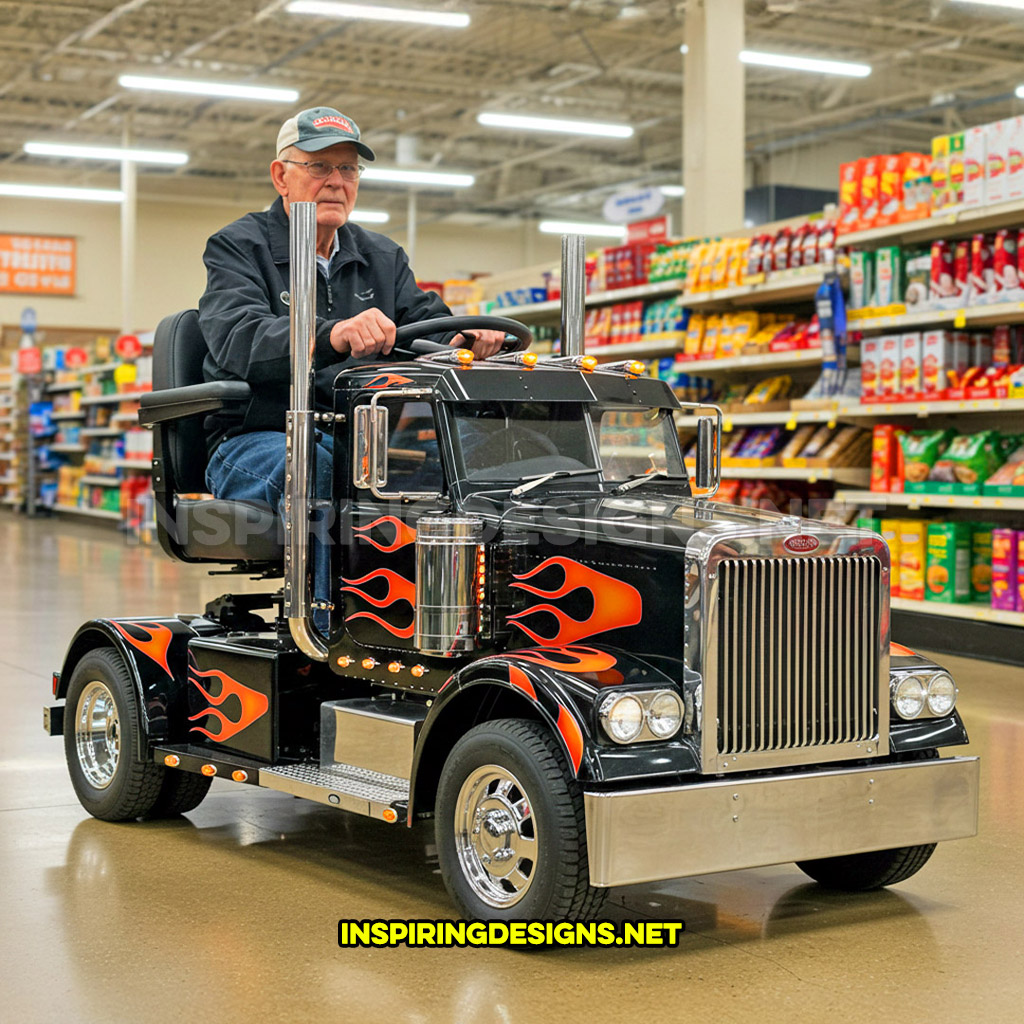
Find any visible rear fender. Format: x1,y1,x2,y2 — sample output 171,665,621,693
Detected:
56,618,210,758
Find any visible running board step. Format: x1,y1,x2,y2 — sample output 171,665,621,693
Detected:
259,762,409,822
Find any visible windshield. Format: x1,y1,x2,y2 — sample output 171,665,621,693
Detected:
449,401,684,485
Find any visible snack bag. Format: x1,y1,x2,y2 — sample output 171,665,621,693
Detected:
899,429,955,484
700,315,722,358
898,520,927,600
684,313,705,357
971,523,997,602
926,522,972,603
930,430,1002,487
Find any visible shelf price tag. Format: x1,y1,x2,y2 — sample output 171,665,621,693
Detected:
723,417,733,433
785,416,797,431
827,418,837,429
954,309,966,328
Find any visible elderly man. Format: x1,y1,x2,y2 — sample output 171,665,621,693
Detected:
199,105,504,507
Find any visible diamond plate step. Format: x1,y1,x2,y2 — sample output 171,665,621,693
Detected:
259,762,409,821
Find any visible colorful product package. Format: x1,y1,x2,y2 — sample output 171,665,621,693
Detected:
879,334,900,397
926,522,972,603
874,246,903,306
928,430,1002,490
969,233,995,304
859,156,880,228
1008,116,1024,201
900,429,955,484
900,332,922,396
983,443,1024,494
953,239,971,304
971,523,997,602
931,135,951,210
922,330,955,394
838,161,862,233
899,152,931,222
949,132,966,205
898,520,927,601
857,516,882,534
993,229,1020,298
930,240,955,304
871,424,903,492
991,528,1019,611
881,519,902,597
850,250,874,308
861,335,880,399
962,125,987,208
904,250,931,307
986,119,1010,205
877,154,903,226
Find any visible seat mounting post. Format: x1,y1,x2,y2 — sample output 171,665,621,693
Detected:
284,200,328,661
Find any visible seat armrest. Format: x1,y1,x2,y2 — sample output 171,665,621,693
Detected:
138,381,252,425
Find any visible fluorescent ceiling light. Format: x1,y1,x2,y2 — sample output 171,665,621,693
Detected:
477,112,633,139
951,0,1024,10
25,141,188,165
286,1,470,27
118,74,298,103
361,167,474,187
350,209,389,223
739,49,871,78
661,185,685,197
538,220,627,239
0,183,123,203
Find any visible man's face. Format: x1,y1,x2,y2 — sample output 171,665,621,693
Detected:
271,141,359,230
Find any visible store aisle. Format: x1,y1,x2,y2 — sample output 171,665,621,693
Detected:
1,512,1021,1024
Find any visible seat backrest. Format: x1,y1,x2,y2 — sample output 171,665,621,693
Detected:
152,309,208,494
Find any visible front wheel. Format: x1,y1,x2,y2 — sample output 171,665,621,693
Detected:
64,647,166,821
796,843,937,891
435,718,608,921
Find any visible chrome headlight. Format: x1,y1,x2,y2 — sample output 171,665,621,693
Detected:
598,690,684,744
890,670,958,720
926,673,958,717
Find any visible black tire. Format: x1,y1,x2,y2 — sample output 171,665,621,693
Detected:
435,718,608,922
63,647,165,822
150,770,212,817
796,843,937,891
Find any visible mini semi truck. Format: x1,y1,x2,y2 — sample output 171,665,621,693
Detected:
45,212,979,922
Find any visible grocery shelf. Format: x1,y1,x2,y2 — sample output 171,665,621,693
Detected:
852,299,1024,333
678,346,853,376
112,459,151,471
79,392,143,406
80,427,123,438
0,474,16,485
49,443,86,453
590,338,681,360
700,465,870,485
46,382,82,394
838,397,1024,419
891,596,1024,628
840,196,1024,248
51,411,86,421
838,489,1024,512
81,362,119,374
53,504,121,521
723,407,841,427
80,475,122,487
681,265,832,310
495,279,682,321
0,415,13,426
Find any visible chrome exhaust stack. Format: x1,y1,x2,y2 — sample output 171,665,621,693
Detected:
285,201,328,661
560,233,586,358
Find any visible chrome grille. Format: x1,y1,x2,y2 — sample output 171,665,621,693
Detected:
716,555,880,756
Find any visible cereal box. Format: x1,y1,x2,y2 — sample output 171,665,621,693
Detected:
881,519,903,597
877,154,903,226
899,152,931,222
922,330,954,394
925,522,972,603
859,155,880,228
879,334,901,397
861,335,881,399
986,119,1011,205
991,528,1019,611
971,523,997,602
963,125,987,208
838,161,862,234
898,519,927,600
900,332,922,397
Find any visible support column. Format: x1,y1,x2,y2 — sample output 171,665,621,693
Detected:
406,190,418,266
683,0,745,236
120,118,137,335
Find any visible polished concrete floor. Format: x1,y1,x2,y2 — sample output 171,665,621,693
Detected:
1,511,1022,1024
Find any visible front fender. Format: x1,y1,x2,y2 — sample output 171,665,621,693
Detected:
56,617,220,757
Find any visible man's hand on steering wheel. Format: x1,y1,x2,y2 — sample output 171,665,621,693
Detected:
451,330,506,359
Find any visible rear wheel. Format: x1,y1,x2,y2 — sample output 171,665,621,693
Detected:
150,770,212,817
64,648,165,821
435,718,607,921
797,843,937,891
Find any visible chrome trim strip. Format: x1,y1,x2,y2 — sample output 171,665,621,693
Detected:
584,756,979,888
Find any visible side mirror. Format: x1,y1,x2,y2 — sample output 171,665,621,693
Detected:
695,415,720,494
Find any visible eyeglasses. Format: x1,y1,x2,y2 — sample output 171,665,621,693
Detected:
281,159,364,181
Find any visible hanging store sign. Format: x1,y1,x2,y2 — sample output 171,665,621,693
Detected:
603,187,665,225
0,234,76,296
17,346,43,375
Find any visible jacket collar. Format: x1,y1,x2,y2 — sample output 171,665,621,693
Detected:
268,195,369,269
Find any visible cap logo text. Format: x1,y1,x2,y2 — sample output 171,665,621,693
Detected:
313,116,354,134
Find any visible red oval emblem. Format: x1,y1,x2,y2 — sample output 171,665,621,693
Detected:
783,534,820,554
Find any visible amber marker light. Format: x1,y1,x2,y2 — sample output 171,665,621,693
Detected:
362,657,377,669
456,348,474,365
522,351,538,367
336,655,353,667
410,665,428,678
627,360,646,375
164,754,180,767
232,770,249,783
388,661,403,673
581,355,598,371
382,808,399,823
201,764,217,776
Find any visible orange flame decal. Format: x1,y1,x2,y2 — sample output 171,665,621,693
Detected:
109,621,173,676
508,557,642,645
188,667,269,743
556,704,584,774
353,516,417,552
341,568,414,608
365,373,414,389
508,665,537,701
890,641,916,657
512,645,619,674
346,612,415,638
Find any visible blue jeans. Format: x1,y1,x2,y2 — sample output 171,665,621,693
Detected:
206,431,335,630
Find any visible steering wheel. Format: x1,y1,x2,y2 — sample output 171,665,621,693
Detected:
392,315,533,357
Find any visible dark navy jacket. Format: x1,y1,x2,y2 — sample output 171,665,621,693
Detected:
198,196,451,454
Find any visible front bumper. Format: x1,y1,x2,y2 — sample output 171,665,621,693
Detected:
583,756,979,888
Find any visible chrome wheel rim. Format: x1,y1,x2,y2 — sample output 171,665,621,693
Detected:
75,681,121,790
454,764,538,908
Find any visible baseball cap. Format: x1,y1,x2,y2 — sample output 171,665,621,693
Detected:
276,106,376,161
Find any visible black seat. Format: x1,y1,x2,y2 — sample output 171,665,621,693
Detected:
139,310,284,568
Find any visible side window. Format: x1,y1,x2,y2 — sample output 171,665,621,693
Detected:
382,399,445,495
597,409,672,479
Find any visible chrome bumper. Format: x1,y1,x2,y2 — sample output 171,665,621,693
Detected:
584,756,979,888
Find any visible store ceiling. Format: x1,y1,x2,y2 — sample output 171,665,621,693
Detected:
3,0,1024,228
